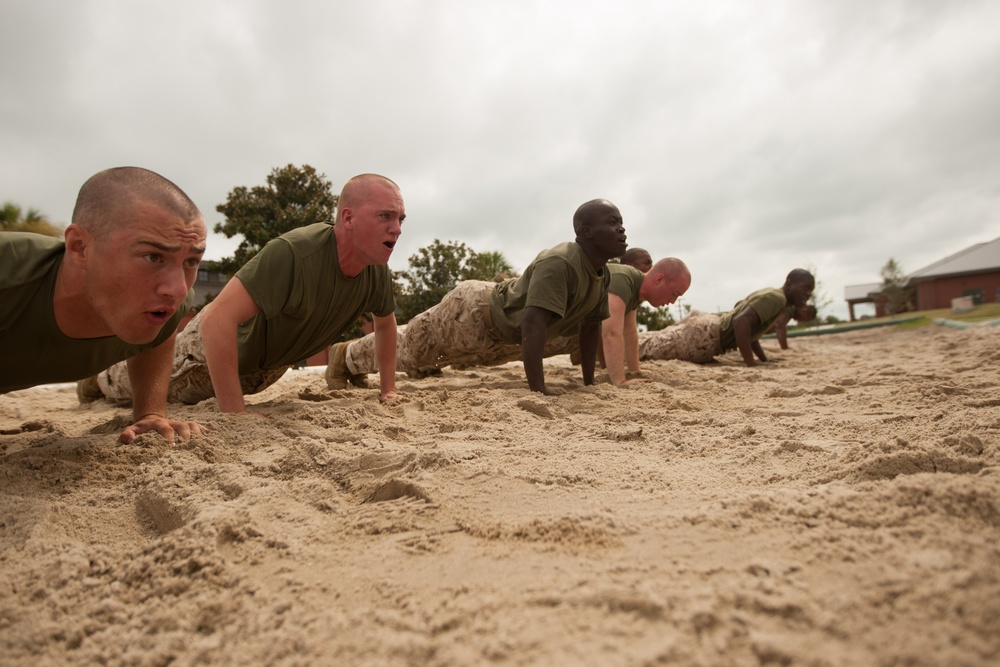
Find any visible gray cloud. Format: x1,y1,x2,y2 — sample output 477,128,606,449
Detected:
3,0,998,320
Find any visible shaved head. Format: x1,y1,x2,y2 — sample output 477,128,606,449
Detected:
337,173,400,221
651,257,690,282
785,268,815,286
620,247,653,272
72,167,201,239
572,198,617,236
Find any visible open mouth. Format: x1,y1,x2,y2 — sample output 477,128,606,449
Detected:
383,241,396,250
146,308,174,325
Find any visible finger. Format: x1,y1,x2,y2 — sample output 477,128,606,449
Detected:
188,421,204,437
119,426,137,444
173,422,192,442
160,425,176,445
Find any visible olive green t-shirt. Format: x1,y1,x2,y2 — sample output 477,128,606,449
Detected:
718,287,787,351
608,263,644,312
0,233,191,392
489,241,611,345
234,223,395,374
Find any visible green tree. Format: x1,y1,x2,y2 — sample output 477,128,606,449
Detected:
465,250,515,282
1,202,63,237
803,262,833,319
394,239,514,322
879,258,914,315
636,304,676,331
212,164,338,275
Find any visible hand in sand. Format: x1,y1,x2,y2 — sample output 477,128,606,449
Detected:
120,414,203,445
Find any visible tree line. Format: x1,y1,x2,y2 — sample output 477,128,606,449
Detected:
9,163,893,328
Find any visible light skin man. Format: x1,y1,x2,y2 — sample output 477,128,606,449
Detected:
198,174,405,414
2,167,206,444
602,257,691,386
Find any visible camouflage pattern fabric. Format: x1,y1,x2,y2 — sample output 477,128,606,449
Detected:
637,311,722,364
97,311,289,405
345,280,524,376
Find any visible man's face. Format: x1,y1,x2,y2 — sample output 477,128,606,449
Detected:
85,201,206,344
787,279,815,308
625,253,652,273
646,272,691,308
588,206,628,259
345,182,405,266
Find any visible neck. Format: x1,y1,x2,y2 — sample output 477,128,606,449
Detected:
53,259,106,338
334,225,365,278
575,239,611,274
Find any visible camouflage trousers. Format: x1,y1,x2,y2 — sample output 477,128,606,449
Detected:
637,311,722,364
345,280,526,376
96,311,289,405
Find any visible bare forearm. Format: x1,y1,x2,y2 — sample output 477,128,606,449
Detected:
776,325,788,349
127,341,174,419
734,322,756,366
579,322,600,386
623,320,640,373
201,316,247,413
522,329,547,392
375,325,397,396
602,330,627,385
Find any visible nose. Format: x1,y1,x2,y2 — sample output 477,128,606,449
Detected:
388,217,402,237
159,265,190,302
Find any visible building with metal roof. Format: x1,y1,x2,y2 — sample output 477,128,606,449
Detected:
843,235,1000,319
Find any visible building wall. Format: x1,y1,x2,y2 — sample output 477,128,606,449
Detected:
915,271,1000,310
192,270,231,307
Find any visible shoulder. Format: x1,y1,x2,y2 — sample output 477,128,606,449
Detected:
275,223,334,256
608,264,643,280
0,233,64,287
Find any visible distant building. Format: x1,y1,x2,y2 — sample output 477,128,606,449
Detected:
192,268,231,307
907,235,1000,310
844,235,1000,319
843,282,885,321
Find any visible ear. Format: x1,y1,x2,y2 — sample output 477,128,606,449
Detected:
339,206,353,228
62,224,90,268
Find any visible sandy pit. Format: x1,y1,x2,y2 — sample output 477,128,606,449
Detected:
2,324,999,666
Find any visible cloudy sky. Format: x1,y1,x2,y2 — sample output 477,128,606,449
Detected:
3,0,999,320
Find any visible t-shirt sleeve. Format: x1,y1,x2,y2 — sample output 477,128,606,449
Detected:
749,291,786,325
524,256,571,318
235,239,299,319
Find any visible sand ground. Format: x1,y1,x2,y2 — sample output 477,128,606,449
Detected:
1,324,998,666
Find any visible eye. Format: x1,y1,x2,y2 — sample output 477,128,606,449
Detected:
143,253,162,264
184,257,202,268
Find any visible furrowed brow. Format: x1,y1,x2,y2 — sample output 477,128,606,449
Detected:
138,240,205,255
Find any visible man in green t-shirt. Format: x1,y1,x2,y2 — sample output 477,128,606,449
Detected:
1,167,207,444
638,269,815,366
553,253,692,385
328,198,628,395
600,257,691,385
88,174,404,414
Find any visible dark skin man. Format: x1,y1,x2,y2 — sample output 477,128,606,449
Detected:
521,199,628,394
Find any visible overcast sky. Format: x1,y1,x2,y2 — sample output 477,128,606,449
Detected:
3,0,999,320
